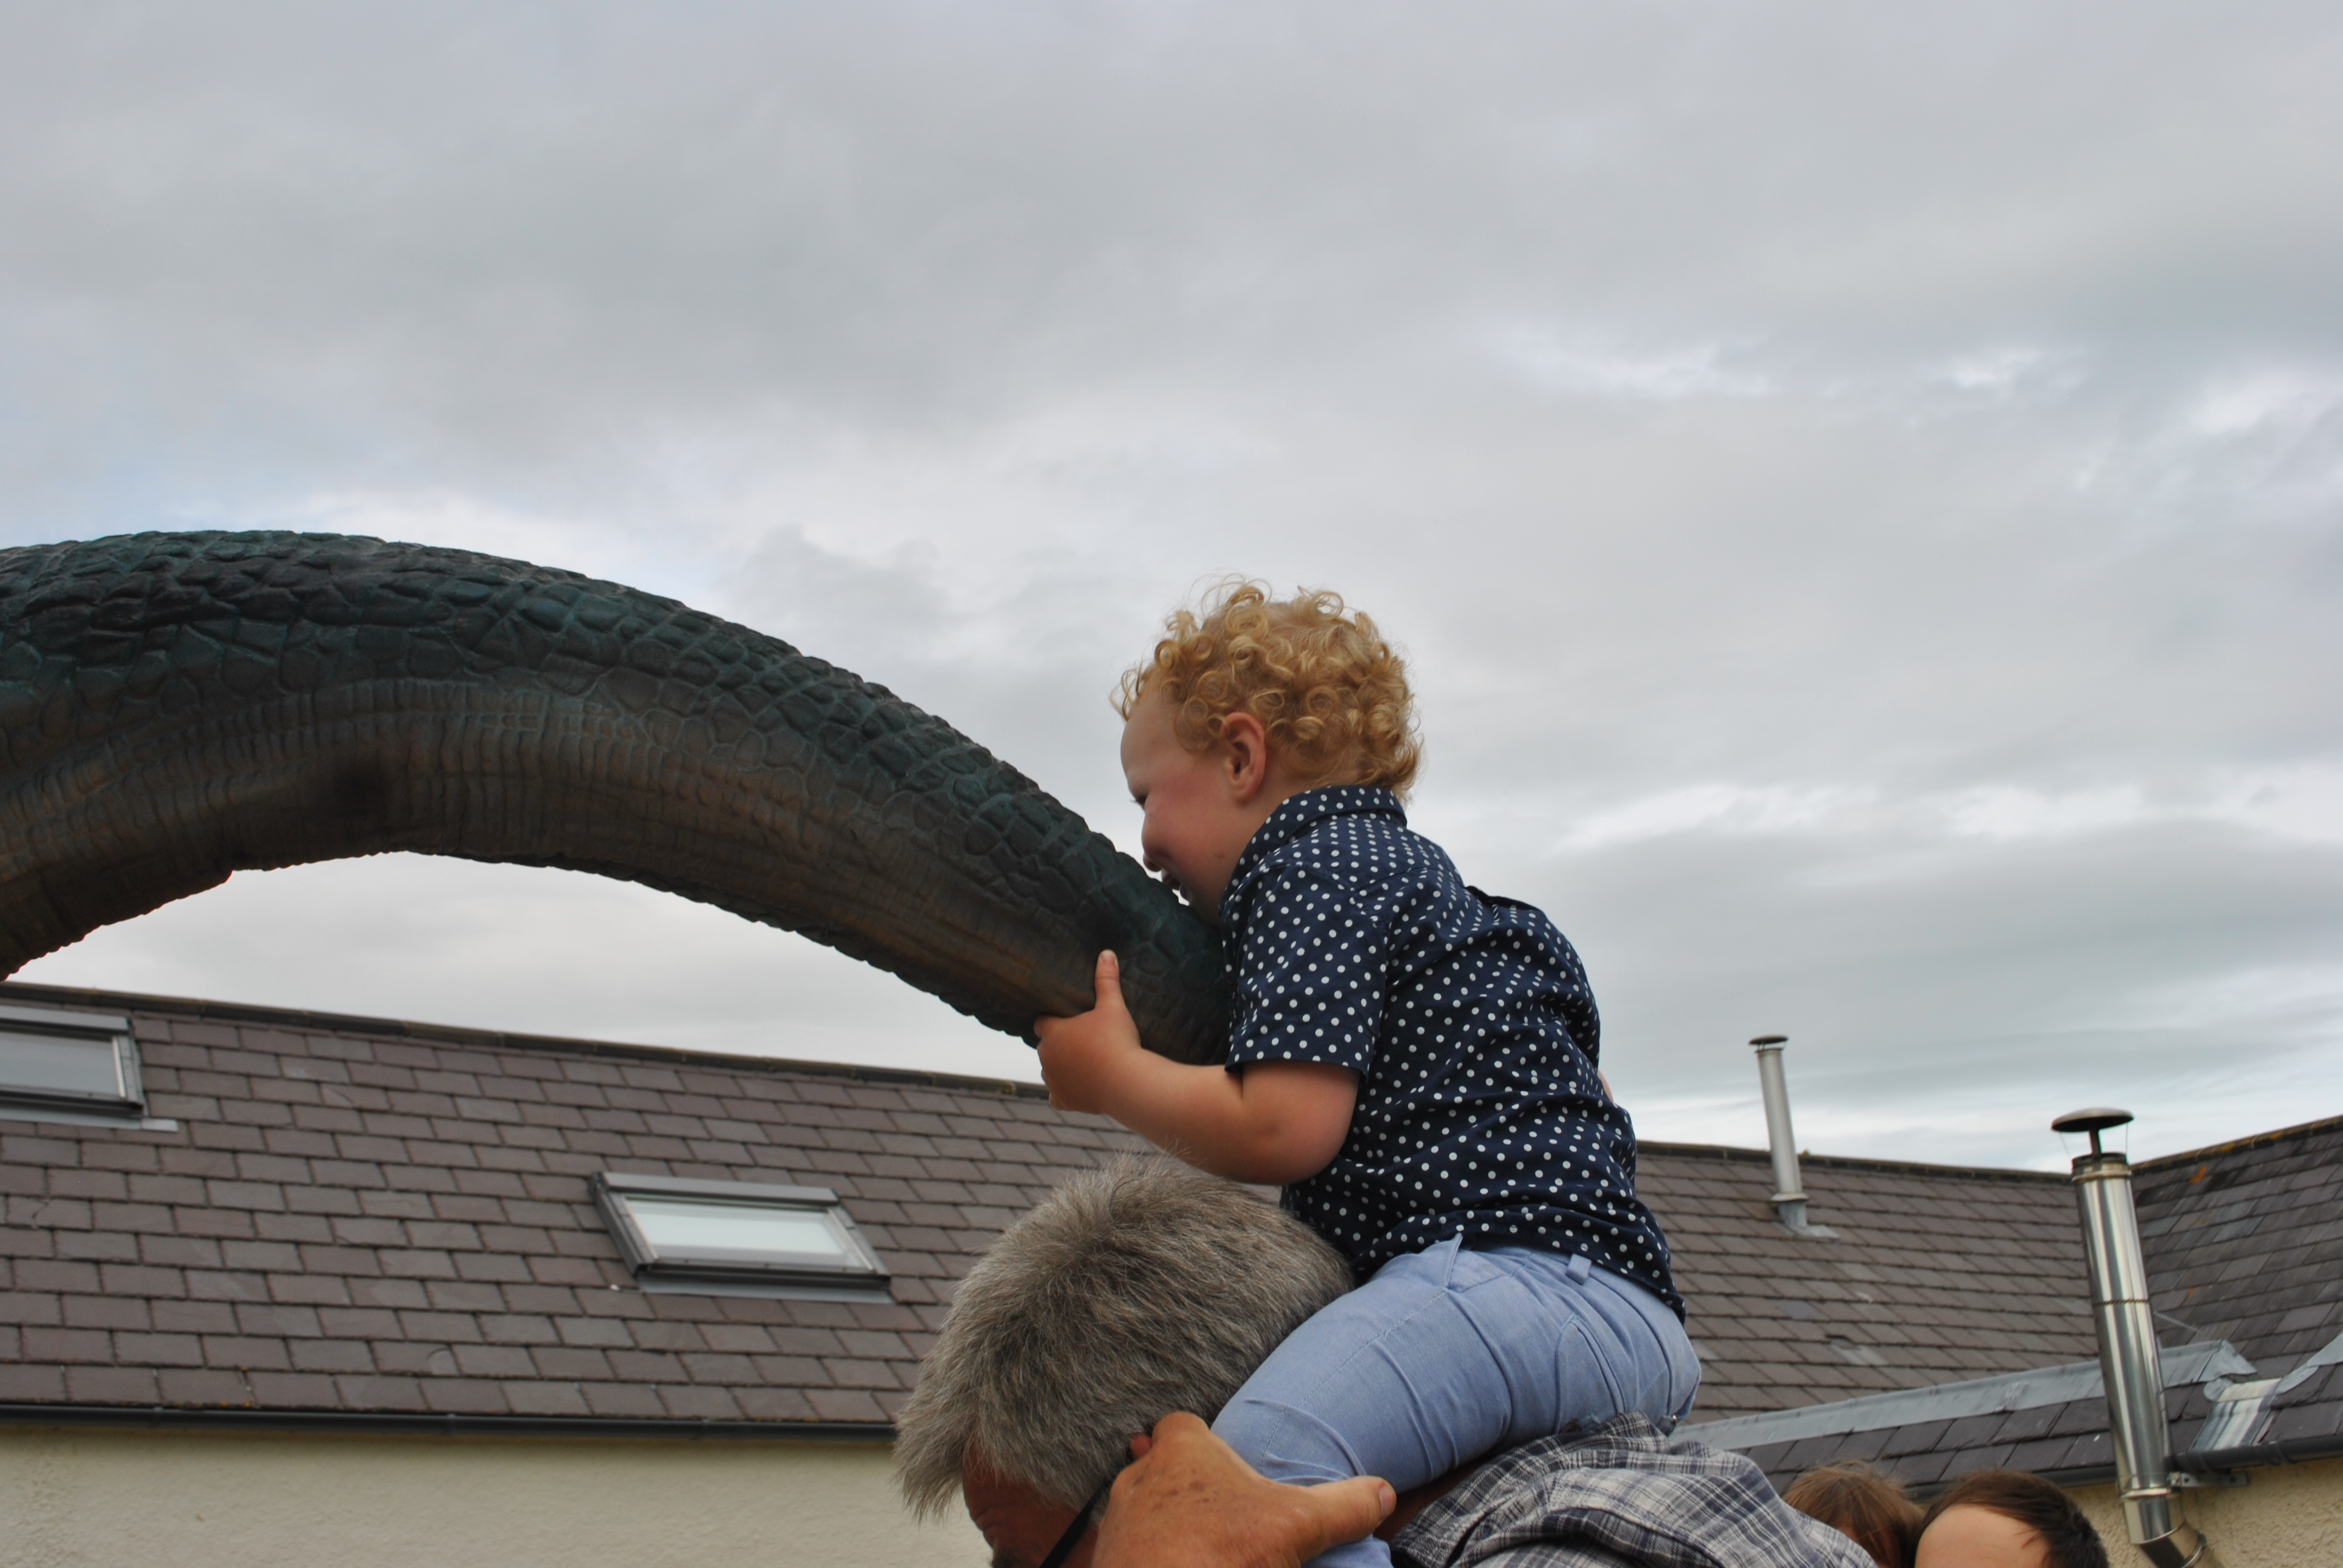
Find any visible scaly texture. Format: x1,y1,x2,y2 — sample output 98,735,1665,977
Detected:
0,531,1228,1063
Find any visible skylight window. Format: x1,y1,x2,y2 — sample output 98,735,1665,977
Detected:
0,1004,148,1125
591,1172,892,1302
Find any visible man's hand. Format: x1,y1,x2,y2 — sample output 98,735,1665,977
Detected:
1036,950,1146,1116
1094,1413,1394,1568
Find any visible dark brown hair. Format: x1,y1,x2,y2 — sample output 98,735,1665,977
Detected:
1919,1471,2108,1568
1784,1462,1922,1568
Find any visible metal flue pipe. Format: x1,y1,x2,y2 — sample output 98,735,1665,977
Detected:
2054,1106,2206,1568
1750,1036,1830,1236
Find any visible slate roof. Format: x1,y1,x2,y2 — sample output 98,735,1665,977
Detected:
1637,1143,2096,1422
0,979,2258,1451
0,981,1145,1429
1693,1116,2343,1491
2140,1117,2343,1379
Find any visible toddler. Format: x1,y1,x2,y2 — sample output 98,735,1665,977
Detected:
1036,584,1697,1568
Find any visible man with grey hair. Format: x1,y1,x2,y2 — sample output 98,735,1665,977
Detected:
897,1158,1354,1566
900,1159,1868,1568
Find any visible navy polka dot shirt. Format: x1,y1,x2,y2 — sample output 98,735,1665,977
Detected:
1221,786,1682,1318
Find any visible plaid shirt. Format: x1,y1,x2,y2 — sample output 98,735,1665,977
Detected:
1392,1416,1872,1568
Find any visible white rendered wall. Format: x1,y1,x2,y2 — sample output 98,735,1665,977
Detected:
2066,1459,2343,1568
0,1424,991,1568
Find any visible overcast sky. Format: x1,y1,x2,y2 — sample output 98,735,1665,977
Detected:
5,2,2338,1172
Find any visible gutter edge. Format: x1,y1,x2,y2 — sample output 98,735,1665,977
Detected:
2179,1429,2343,1474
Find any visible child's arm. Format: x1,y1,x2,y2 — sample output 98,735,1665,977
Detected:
1036,950,1359,1186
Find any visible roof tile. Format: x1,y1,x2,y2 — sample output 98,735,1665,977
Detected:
155,1367,249,1404
153,1300,236,1333
290,1340,374,1373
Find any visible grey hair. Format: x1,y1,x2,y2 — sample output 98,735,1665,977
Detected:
894,1157,1352,1518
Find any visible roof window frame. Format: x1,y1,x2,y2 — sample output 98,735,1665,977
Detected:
0,1002,171,1128
590,1171,893,1303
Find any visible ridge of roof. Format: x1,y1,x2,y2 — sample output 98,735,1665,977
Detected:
0,979,1051,1101
1646,1109,2343,1186
1637,1139,2069,1185
0,1402,892,1442
2133,1111,2343,1171
8,981,2322,1174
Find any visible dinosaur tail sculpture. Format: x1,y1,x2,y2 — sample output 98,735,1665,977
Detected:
0,531,1228,1064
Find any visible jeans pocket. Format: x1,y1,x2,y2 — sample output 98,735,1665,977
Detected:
1558,1315,1628,1428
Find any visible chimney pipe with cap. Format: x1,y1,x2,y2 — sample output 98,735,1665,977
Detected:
1750,1036,1833,1238
2054,1106,2206,1568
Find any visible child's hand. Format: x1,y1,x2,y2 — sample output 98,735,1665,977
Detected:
1036,950,1144,1116
1037,953,1357,1182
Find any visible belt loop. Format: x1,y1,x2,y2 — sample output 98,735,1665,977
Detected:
1567,1253,1593,1284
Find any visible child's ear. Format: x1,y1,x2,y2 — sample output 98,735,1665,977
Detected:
1221,711,1270,800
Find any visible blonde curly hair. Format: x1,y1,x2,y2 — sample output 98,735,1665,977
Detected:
1115,580,1420,798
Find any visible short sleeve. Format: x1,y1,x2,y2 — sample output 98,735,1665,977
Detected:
1226,858,1385,1073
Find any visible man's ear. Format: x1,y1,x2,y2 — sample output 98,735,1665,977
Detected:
1219,711,1271,803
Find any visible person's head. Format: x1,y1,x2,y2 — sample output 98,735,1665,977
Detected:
1915,1471,2108,1568
894,1157,1353,1568
1783,1462,1922,1568
1115,581,1417,920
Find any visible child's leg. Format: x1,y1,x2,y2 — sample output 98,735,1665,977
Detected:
1210,1237,1699,1568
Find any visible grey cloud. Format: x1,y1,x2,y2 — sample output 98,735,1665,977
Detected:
1495,816,2343,1165
5,1,2339,1170
7,4,2335,480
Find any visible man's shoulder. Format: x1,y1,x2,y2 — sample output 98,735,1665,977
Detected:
1392,1416,1872,1568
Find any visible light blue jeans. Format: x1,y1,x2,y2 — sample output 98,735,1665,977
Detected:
1210,1238,1701,1568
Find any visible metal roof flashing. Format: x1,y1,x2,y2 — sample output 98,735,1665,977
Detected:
1688,1340,2256,1453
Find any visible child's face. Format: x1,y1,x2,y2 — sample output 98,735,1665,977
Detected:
1119,689,1264,924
